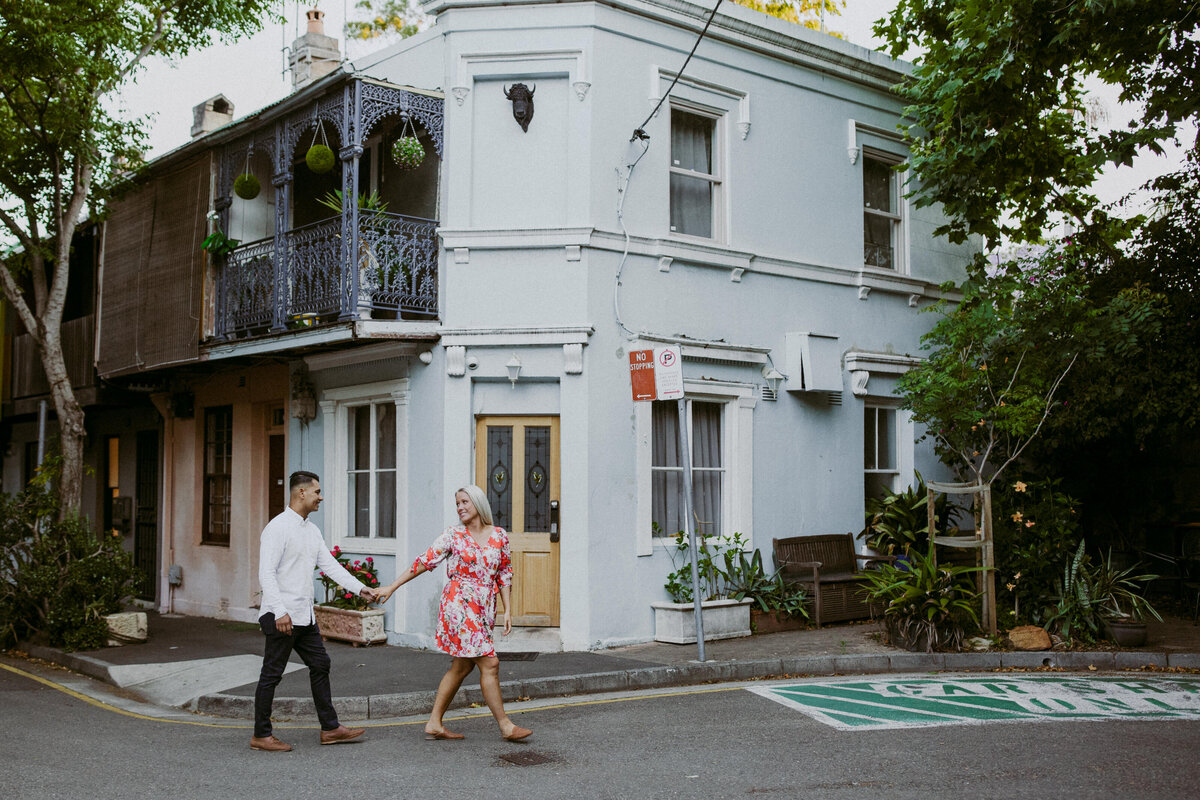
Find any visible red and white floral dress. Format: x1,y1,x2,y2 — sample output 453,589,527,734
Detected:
413,525,513,658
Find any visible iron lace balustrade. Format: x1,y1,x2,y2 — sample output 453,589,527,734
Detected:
216,212,439,339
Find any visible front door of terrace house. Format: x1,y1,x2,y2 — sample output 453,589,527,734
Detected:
475,416,560,627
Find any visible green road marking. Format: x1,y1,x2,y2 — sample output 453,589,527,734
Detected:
748,675,1200,731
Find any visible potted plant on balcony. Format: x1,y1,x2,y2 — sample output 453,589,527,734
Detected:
313,547,386,646
651,527,753,644
391,117,424,170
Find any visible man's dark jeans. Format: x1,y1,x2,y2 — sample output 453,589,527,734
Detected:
254,612,339,738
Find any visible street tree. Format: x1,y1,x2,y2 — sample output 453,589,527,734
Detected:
0,0,276,515
898,248,1163,488
875,0,1200,248
347,0,845,40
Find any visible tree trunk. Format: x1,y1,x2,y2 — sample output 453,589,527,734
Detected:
39,320,86,519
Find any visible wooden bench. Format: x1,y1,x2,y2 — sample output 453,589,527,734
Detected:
772,533,894,627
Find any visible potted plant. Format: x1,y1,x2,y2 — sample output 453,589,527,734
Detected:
1094,548,1162,647
233,172,260,200
860,546,983,652
651,527,753,644
313,546,386,646
720,546,809,634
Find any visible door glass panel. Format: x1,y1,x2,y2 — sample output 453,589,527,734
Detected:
487,426,513,529
524,426,551,531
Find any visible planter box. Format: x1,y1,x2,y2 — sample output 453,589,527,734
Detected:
651,599,752,644
1106,618,1148,648
313,605,387,646
750,608,808,635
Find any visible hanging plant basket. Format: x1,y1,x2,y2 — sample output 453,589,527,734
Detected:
233,173,261,200
306,143,335,174
391,136,425,170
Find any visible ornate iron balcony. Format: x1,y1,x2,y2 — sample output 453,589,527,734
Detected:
216,211,439,340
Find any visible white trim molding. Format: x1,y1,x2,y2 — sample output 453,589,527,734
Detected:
844,351,923,397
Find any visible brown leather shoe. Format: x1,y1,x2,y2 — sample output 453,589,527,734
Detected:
320,725,366,745
250,735,293,752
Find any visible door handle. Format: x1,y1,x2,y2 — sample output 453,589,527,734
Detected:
550,500,559,543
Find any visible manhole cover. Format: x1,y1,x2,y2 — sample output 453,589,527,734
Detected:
499,751,555,766
498,651,539,661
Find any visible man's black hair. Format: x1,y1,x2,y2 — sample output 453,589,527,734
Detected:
290,470,320,491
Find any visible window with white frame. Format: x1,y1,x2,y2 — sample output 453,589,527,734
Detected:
652,400,724,537
347,401,396,539
320,379,408,551
670,107,721,239
864,404,899,501
863,152,902,270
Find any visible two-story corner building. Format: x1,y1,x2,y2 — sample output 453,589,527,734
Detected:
94,0,973,650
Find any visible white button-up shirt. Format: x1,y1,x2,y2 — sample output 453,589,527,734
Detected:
258,507,367,625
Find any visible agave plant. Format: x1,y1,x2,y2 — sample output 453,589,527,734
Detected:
860,546,983,652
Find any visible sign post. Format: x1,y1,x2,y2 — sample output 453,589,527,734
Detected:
628,345,705,662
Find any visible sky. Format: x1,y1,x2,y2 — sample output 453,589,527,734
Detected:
118,0,1187,210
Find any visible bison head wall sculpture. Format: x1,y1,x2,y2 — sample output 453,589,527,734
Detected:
503,83,536,132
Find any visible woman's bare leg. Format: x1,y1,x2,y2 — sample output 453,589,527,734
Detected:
426,657,474,734
475,655,530,738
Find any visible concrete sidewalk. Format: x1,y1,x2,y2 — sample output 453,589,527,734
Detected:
20,611,1200,721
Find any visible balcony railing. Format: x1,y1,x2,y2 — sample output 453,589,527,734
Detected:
216,212,439,340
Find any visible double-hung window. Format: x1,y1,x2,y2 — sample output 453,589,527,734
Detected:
651,400,724,537
864,404,899,502
320,378,409,552
863,153,902,270
347,401,396,539
670,107,721,239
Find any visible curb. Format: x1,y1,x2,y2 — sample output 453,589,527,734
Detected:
191,650,1200,721
20,642,1199,721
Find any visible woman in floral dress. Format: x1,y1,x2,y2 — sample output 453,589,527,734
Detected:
378,485,532,742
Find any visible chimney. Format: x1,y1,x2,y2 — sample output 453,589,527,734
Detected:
191,95,235,138
289,7,342,90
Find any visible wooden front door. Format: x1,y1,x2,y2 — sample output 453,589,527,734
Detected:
475,416,560,626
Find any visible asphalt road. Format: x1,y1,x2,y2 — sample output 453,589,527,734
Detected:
2,657,1199,800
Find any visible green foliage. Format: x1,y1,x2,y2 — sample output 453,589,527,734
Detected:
390,136,425,170
860,473,960,556
720,547,809,620
316,546,380,611
233,173,261,200
731,0,845,37
993,478,1083,627
898,245,1165,485
305,144,336,174
1044,540,1161,644
875,0,1199,248
347,0,429,40
860,546,983,652
316,189,389,218
0,470,138,651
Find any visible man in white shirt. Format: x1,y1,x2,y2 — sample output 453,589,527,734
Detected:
251,470,379,752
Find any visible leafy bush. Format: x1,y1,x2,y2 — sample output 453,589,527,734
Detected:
720,547,808,620
1045,541,1162,644
993,477,1083,626
0,472,137,650
860,546,983,652
860,473,961,557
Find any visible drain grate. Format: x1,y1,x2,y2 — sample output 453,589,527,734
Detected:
498,651,539,661
499,751,555,767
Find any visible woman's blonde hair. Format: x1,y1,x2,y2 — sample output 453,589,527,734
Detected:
456,484,494,526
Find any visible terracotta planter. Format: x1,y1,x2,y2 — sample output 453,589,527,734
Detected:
313,605,388,646
1106,618,1148,648
650,598,752,644
750,608,807,635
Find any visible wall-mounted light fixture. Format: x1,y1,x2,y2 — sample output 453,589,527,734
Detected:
506,354,522,387
761,365,784,397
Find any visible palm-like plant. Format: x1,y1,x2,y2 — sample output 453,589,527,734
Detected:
860,546,983,652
